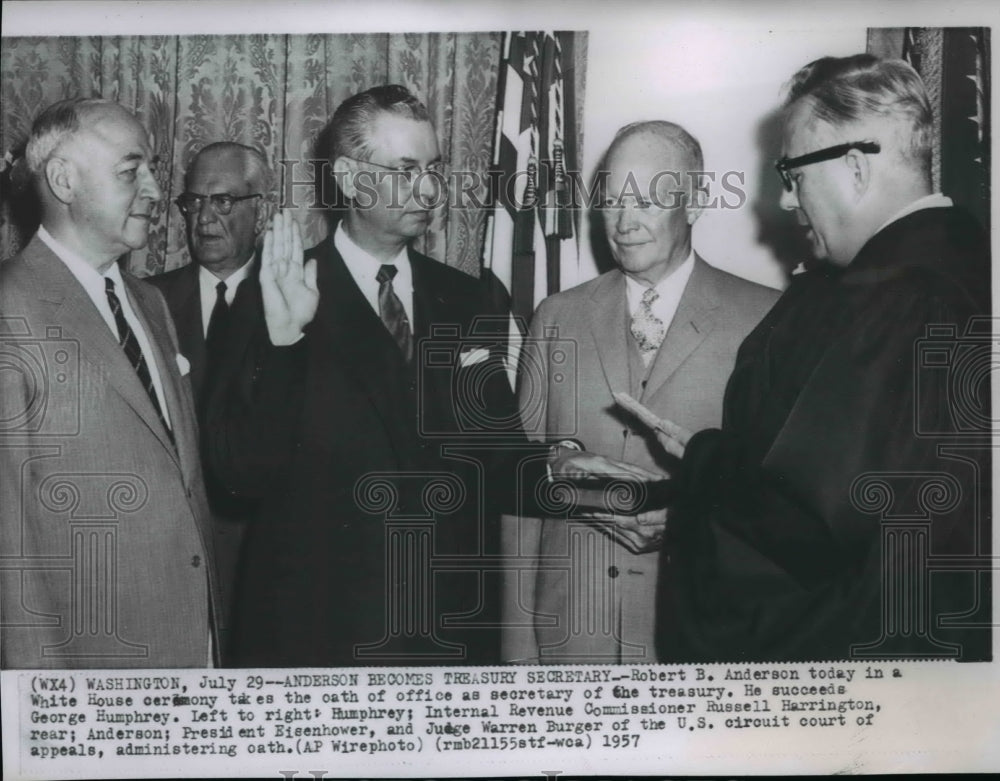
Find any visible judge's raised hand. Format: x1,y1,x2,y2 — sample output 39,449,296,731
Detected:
260,211,318,345
653,418,692,460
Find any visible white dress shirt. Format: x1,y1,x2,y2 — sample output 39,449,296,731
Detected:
334,222,414,325
624,249,696,336
38,225,171,429
198,255,255,337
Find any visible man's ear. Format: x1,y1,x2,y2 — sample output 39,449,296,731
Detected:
332,157,356,199
685,201,704,226
44,156,75,204
843,147,873,199
684,172,709,225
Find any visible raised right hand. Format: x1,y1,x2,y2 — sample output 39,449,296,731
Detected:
260,211,318,345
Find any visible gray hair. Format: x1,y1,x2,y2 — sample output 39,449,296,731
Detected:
187,141,274,194
606,120,705,173
25,97,124,175
319,84,430,162
784,54,933,171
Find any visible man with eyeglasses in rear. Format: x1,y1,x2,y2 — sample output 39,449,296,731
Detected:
643,54,990,662
151,142,272,405
150,142,274,663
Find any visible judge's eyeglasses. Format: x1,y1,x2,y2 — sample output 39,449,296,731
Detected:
774,141,880,191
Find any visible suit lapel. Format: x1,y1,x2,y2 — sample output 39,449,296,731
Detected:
22,241,180,463
588,270,631,395
410,251,463,430
313,239,412,445
410,249,449,340
220,257,261,373
171,264,206,398
642,256,718,403
124,276,187,469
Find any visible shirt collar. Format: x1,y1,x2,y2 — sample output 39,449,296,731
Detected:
624,249,696,309
334,221,411,286
38,224,126,292
198,253,256,301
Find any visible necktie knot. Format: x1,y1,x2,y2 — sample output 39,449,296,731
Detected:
641,287,659,307
215,280,228,301
377,264,398,284
105,276,116,293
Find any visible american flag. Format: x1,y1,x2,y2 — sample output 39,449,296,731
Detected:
483,31,581,384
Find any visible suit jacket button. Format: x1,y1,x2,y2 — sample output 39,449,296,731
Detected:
191,555,201,568
608,565,619,578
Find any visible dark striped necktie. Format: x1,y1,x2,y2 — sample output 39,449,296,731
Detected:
376,264,413,363
104,277,172,438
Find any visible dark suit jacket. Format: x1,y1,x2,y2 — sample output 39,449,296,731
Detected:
659,207,992,662
206,236,539,666
0,235,221,668
148,261,210,400
148,259,257,653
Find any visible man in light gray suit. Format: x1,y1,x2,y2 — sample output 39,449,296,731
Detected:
501,121,778,664
0,98,220,668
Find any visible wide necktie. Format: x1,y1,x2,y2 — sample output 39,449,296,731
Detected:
376,264,413,364
630,287,666,367
205,279,229,357
104,277,172,437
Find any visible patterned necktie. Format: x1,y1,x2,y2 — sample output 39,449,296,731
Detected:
105,277,171,436
205,280,229,356
376,264,413,364
630,287,666,367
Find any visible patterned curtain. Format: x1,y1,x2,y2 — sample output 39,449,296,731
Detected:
0,33,507,277
867,27,990,231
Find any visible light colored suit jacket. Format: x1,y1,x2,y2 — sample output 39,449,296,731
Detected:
502,256,778,664
0,235,220,668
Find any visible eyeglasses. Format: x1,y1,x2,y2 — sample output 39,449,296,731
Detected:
175,192,262,216
774,141,880,192
340,155,448,185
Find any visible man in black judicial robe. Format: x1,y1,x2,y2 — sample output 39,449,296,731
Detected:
649,55,991,662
